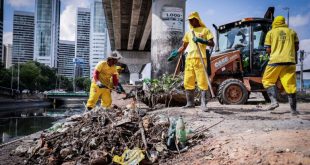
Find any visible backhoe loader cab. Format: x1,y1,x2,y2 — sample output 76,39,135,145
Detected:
217,18,271,76
209,7,286,104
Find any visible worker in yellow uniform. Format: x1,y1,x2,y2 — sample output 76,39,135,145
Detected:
116,66,126,94
262,16,299,115
86,52,122,110
167,12,214,111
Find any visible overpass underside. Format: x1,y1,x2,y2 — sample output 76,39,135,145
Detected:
102,0,186,83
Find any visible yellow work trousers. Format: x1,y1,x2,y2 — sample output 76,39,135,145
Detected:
262,65,296,94
87,82,112,109
184,58,208,90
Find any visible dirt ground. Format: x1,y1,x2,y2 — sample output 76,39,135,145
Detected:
0,93,310,165
153,100,310,165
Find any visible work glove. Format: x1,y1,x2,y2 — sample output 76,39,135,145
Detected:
192,36,209,45
116,87,123,94
167,49,179,62
96,81,105,88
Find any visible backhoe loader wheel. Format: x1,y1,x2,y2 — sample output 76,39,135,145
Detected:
217,79,249,104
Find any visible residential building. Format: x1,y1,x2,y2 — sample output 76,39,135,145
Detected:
12,11,34,65
34,0,60,67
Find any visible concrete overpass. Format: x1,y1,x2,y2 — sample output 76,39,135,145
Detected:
102,0,186,83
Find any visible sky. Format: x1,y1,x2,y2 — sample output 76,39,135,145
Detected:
3,0,310,68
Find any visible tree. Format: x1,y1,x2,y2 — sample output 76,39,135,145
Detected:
0,61,78,93
75,77,91,91
34,61,57,91
19,62,40,92
57,75,73,91
83,78,91,92
0,62,11,88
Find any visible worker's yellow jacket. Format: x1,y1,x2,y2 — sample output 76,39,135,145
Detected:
93,61,118,89
264,16,299,64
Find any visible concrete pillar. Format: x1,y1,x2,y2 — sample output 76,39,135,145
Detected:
127,64,143,84
151,0,186,78
118,51,151,84
130,73,139,84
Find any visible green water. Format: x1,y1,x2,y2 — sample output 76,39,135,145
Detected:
0,107,83,144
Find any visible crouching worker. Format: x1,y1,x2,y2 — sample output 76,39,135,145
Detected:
168,11,214,112
116,66,126,94
262,16,299,115
86,52,122,110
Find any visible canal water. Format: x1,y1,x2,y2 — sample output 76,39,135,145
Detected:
0,106,84,144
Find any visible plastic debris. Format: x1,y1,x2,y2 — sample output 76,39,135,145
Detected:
112,148,145,165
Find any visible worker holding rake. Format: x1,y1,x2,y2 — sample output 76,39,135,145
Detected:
168,12,214,111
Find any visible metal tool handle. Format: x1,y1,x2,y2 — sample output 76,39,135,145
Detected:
191,31,215,98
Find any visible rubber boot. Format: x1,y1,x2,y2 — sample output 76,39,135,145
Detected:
183,90,195,108
264,86,279,111
288,94,299,115
200,90,208,112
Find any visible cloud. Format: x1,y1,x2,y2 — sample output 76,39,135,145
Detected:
8,0,34,8
3,32,13,45
290,13,310,27
60,0,91,41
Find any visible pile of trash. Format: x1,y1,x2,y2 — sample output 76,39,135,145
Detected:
13,107,203,165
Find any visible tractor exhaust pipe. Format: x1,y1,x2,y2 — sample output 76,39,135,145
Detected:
212,24,220,52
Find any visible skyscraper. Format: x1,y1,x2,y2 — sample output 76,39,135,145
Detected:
58,40,75,78
12,11,34,65
75,8,90,78
0,0,4,62
90,0,108,77
34,0,60,68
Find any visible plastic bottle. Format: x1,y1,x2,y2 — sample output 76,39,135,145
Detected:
175,116,187,146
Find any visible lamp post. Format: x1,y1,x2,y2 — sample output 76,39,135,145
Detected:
283,7,290,27
17,49,22,93
11,65,14,96
299,50,304,92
